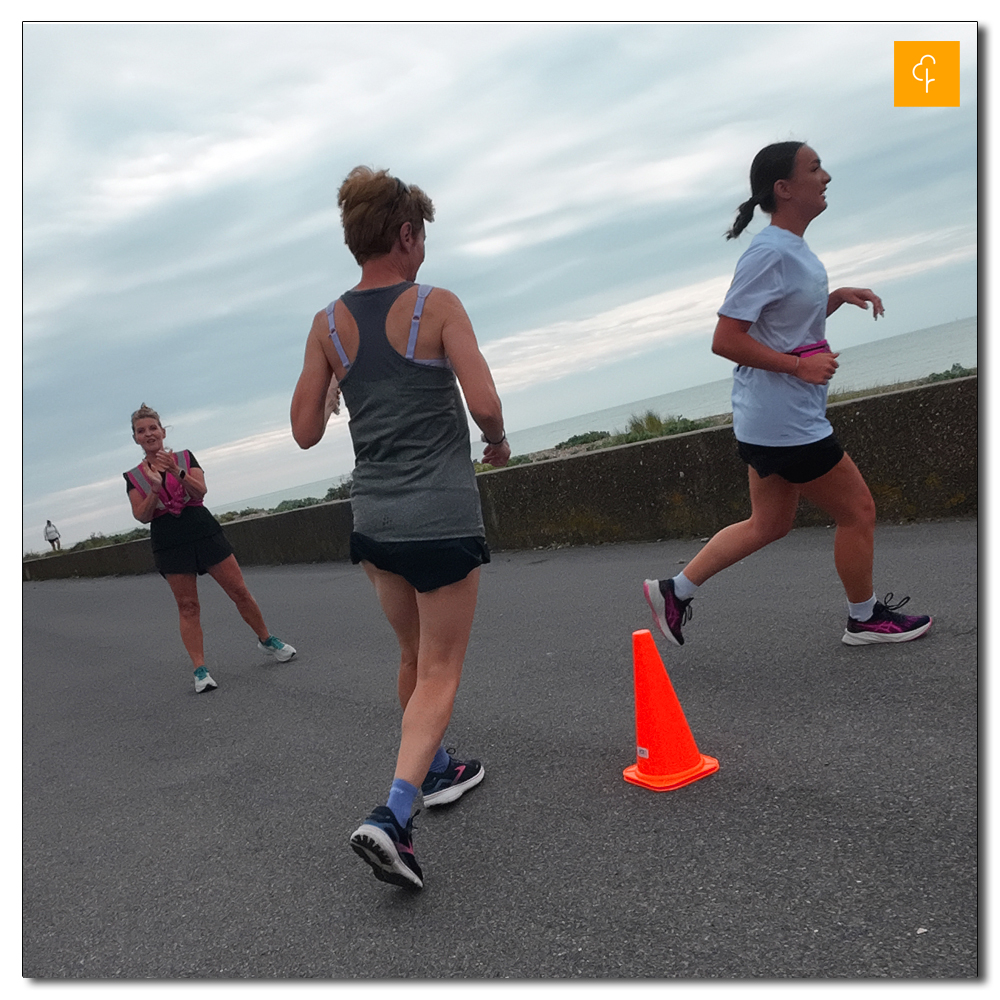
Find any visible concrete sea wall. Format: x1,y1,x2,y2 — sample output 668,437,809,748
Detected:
23,377,977,581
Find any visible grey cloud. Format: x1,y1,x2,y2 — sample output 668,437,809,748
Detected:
22,21,979,550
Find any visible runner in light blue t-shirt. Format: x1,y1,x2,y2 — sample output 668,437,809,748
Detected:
721,224,833,447
644,141,932,648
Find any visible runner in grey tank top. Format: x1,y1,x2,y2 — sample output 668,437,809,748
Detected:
291,166,510,890
335,280,485,542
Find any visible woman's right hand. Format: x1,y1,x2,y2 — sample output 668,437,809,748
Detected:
796,351,840,385
141,460,164,490
323,374,341,421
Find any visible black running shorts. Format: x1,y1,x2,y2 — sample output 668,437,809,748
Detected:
350,533,490,593
154,530,234,577
736,433,845,484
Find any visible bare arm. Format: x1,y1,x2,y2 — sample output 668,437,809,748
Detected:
827,286,884,319
128,461,163,524
439,290,510,467
712,314,839,386
181,467,207,501
290,312,337,449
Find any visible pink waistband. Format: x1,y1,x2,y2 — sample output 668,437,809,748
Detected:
786,339,830,358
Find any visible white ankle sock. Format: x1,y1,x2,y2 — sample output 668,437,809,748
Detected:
672,571,699,601
848,594,877,621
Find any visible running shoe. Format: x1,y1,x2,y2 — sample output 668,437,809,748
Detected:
842,594,932,645
258,635,296,662
349,806,423,889
193,666,217,693
421,755,485,807
643,578,692,646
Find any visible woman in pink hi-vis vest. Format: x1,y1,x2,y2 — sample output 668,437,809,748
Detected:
126,403,296,694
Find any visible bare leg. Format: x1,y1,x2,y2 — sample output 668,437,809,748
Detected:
682,467,801,586
165,573,205,668
362,562,480,788
206,555,269,641
798,454,876,603
363,562,420,711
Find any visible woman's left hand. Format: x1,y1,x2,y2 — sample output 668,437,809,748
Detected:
482,439,511,468
830,287,884,319
149,449,180,478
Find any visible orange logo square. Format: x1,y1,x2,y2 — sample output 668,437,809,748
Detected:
894,41,960,107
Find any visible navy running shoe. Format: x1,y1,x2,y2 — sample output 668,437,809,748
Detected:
643,578,692,646
421,755,485,807
349,806,423,889
842,594,932,645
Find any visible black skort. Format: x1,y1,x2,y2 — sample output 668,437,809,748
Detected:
737,433,845,484
350,532,490,593
155,530,234,577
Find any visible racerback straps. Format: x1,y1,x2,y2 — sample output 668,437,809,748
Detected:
405,284,433,360
326,302,351,370
328,284,440,369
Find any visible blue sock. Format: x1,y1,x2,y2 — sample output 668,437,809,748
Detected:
386,778,419,827
429,745,451,774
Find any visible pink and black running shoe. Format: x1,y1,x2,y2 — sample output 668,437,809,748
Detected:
643,578,692,646
842,593,932,645
421,755,484,807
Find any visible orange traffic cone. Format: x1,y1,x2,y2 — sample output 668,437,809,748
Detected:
623,629,719,791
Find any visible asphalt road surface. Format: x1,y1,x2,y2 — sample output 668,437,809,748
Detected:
22,520,978,979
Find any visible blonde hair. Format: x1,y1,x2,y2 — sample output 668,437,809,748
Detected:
338,166,434,264
130,403,162,432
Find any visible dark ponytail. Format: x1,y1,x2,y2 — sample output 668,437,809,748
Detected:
726,194,759,240
725,140,804,240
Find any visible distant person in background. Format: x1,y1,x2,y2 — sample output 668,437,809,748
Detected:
291,166,510,890
126,403,296,694
43,520,61,551
644,141,931,647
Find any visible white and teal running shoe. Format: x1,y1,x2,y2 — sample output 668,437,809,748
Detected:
258,635,296,662
193,666,217,693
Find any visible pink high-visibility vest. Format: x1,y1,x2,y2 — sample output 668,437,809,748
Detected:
125,450,203,518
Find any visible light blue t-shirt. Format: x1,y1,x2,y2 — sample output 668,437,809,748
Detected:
719,225,832,446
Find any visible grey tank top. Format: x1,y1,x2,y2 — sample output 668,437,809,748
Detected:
334,281,485,542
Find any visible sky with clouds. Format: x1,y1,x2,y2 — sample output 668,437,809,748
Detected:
21,19,979,552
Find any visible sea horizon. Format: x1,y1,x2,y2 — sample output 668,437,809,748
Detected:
213,315,977,515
